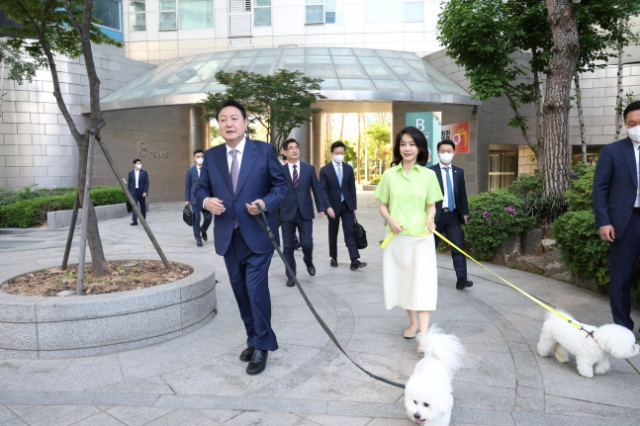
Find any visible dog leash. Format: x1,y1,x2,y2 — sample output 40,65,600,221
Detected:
381,228,595,339
255,205,406,389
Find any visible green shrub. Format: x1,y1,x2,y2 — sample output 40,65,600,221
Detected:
0,185,75,206
369,175,382,185
553,210,610,285
507,173,541,198
464,190,536,260
507,173,568,225
0,187,126,228
566,164,595,212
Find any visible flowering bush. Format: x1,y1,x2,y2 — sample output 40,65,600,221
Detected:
464,190,535,260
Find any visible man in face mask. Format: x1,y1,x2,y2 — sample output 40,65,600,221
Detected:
594,100,640,332
319,141,367,271
127,158,149,226
429,139,471,290
185,149,212,246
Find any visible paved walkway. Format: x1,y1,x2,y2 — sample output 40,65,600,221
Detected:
0,193,639,426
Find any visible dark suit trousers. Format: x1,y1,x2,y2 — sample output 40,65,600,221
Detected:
282,209,313,278
131,188,146,222
434,211,467,282
328,201,360,260
192,203,212,242
609,210,640,330
224,231,278,351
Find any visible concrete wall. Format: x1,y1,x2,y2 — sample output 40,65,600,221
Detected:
0,44,155,189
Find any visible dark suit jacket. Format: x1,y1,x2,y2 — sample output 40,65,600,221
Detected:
127,169,149,195
319,162,357,214
280,161,325,222
593,137,639,239
184,165,202,206
195,138,287,256
429,164,469,224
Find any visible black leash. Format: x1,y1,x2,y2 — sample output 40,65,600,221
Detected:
255,205,405,389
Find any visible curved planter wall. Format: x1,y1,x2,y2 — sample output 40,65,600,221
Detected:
0,254,216,359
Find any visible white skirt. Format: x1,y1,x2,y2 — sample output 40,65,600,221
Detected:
383,233,438,311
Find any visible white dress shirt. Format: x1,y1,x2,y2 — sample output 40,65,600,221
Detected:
439,162,455,209
287,160,301,181
197,166,201,178
332,161,343,184
134,169,140,189
633,139,640,208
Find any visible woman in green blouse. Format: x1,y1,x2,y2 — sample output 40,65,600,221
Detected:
373,127,443,354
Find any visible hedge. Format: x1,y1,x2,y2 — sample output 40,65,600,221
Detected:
0,186,127,228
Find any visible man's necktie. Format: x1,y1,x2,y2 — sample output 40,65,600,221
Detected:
293,165,299,189
230,149,239,228
337,164,344,202
444,167,455,211
197,167,200,178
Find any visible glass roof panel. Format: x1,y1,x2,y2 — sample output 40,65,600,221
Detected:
192,59,229,82
224,57,253,72
307,47,330,56
333,57,368,79
258,48,281,57
119,88,153,100
353,48,379,57
306,56,337,79
169,83,207,96
405,81,441,93
358,57,398,80
276,56,305,72
235,49,259,57
320,79,341,90
101,90,127,102
142,86,176,97
330,48,354,56
377,50,399,59
203,81,227,92
383,58,427,81
214,50,238,59
373,80,411,92
398,51,419,60
249,57,277,75
282,48,306,56
339,79,376,90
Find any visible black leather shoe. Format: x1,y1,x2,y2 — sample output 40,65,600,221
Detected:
201,231,208,241
286,277,295,287
456,279,473,290
197,240,203,247
350,259,367,271
330,258,338,267
239,346,255,362
306,263,316,276
246,350,268,375
130,222,138,226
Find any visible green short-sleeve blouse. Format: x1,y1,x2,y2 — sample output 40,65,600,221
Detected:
373,165,443,235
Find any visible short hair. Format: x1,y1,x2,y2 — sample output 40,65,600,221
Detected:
623,100,640,121
283,138,299,150
437,139,456,152
330,141,347,152
393,127,429,166
193,149,204,156
133,158,141,164
216,99,247,122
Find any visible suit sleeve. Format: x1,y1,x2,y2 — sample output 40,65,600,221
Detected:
184,169,191,202
349,166,357,210
195,153,214,210
144,172,149,194
310,167,325,213
459,169,469,216
262,146,287,213
593,145,613,228
319,167,331,210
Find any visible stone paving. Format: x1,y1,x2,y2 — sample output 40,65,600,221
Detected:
0,193,639,426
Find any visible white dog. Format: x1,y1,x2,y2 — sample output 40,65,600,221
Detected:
537,310,640,378
404,325,464,426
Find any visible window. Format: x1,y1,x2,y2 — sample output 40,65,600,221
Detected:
128,0,146,32
489,151,517,191
404,2,423,22
95,0,123,31
159,0,177,31
254,0,271,26
179,0,214,30
306,0,343,24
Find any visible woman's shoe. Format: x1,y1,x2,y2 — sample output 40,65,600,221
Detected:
403,327,417,339
417,342,426,356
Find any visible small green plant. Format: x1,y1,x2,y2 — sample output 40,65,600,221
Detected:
507,173,568,225
566,163,596,212
369,175,382,185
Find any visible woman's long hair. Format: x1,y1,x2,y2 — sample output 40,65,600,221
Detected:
393,126,429,167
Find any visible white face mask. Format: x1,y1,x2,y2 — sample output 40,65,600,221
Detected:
196,157,204,165
627,125,640,142
333,154,344,164
439,153,454,164
136,163,142,169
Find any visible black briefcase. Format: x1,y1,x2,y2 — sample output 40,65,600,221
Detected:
183,204,193,226
354,217,368,250
126,201,132,213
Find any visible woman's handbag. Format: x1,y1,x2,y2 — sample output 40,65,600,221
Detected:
354,217,368,249
183,204,193,226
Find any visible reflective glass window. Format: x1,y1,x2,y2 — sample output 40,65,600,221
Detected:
306,1,323,24
196,59,229,82
129,0,146,31
128,0,145,12
405,2,423,22
179,0,214,30
358,57,397,80
277,56,305,73
373,80,410,92
306,56,337,78
333,57,367,79
249,57,277,75
383,58,426,81
306,47,330,56
320,79,341,90
339,79,376,90
330,48,353,56
353,48,378,57
159,1,177,31
224,57,253,72
254,0,271,26
95,0,122,31
325,0,343,24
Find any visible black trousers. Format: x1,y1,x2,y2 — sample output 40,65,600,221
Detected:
609,210,640,331
328,201,359,260
282,209,313,278
434,210,467,282
131,188,146,222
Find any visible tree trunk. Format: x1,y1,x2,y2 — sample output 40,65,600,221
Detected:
573,71,587,164
614,17,625,141
542,0,580,196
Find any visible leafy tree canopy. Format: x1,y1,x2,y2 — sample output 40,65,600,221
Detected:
198,69,326,153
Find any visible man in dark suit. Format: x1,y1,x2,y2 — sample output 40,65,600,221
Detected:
127,158,149,226
429,139,472,290
280,138,325,287
196,99,287,375
319,141,367,271
593,100,640,332
185,149,212,247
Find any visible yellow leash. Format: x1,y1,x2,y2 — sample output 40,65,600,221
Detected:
380,228,591,335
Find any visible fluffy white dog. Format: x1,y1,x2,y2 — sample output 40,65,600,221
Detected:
537,310,640,378
404,325,464,426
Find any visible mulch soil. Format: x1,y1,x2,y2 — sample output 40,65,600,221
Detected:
1,260,193,297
